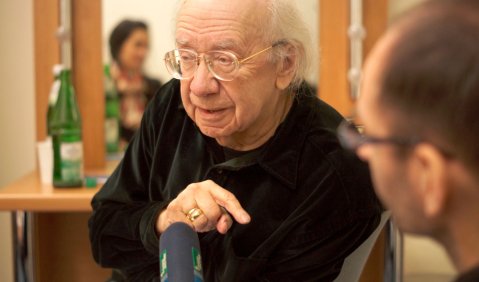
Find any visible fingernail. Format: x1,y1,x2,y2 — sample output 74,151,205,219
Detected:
241,212,251,223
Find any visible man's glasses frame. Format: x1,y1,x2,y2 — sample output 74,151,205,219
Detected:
337,120,455,159
164,40,287,82
337,120,420,152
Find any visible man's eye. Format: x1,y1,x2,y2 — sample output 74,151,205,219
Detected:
180,55,195,62
213,55,233,65
177,51,196,62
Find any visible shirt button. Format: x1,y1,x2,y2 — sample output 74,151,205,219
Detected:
216,169,223,174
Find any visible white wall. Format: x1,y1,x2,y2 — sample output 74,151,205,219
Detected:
102,0,318,84
0,0,36,282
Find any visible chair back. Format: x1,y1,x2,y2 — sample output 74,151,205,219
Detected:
334,211,391,282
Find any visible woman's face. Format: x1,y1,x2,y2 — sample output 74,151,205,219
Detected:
118,29,149,72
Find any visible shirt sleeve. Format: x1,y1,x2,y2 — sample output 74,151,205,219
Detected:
88,92,167,278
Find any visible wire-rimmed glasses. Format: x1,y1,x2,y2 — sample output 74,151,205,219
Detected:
164,40,286,81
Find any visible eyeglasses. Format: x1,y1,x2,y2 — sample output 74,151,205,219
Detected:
337,120,420,152
164,40,286,81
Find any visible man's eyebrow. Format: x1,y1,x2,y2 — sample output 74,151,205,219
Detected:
175,38,240,51
176,38,189,47
213,40,237,50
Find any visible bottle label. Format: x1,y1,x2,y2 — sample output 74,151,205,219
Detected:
60,141,83,181
192,247,203,282
105,118,119,145
160,249,168,282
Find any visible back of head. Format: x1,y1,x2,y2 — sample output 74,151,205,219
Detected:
109,19,148,62
379,0,479,173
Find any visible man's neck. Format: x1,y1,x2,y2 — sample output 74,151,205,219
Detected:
439,212,479,273
216,93,293,151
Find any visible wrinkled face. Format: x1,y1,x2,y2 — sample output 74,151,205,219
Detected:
175,0,286,148
119,29,149,72
357,32,427,233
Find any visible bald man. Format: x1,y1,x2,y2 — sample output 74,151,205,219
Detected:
338,0,479,281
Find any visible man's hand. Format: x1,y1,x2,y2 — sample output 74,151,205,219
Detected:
156,180,251,234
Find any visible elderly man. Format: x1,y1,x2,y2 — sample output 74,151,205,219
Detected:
90,0,380,281
338,0,479,281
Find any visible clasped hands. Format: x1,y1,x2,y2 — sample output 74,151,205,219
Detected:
156,180,251,234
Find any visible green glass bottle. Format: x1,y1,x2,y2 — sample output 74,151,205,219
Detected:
51,68,83,187
47,64,63,137
104,64,120,153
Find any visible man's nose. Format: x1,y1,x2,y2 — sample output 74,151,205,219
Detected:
189,58,217,97
356,145,371,162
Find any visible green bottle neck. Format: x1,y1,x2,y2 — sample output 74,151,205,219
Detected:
57,69,75,108
60,69,72,84
51,68,82,128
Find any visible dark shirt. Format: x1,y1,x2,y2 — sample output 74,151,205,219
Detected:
89,79,381,282
455,265,479,282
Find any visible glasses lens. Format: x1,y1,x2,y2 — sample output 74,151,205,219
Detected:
206,51,238,81
164,49,197,80
338,121,363,151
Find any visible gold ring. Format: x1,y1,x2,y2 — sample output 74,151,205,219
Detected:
186,208,203,222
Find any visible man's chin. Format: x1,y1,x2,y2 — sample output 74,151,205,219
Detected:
198,125,227,140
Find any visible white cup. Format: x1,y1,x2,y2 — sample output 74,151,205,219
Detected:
37,138,53,185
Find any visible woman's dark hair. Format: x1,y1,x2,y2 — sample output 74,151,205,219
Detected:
109,19,148,62
380,0,479,169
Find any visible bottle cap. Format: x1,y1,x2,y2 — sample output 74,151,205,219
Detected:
52,64,64,76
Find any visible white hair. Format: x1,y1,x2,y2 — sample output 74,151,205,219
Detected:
264,0,313,91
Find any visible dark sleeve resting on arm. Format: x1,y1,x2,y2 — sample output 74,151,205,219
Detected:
88,96,167,279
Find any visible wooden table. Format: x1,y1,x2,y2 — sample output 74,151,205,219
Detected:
0,172,101,211
0,165,116,282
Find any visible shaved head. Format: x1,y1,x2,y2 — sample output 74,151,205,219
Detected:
371,0,479,171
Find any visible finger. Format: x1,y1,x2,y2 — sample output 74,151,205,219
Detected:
216,213,233,234
205,181,251,224
167,200,195,228
160,209,194,233
175,189,198,213
194,188,223,229
190,213,210,233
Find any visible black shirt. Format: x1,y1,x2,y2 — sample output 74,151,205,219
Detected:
89,79,381,281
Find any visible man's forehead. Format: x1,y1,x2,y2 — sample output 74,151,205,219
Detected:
179,0,265,18
176,0,267,50
357,32,399,121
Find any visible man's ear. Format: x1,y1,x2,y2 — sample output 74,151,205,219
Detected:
413,143,449,218
275,43,297,90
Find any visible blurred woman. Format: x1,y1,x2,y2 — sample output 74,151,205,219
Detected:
109,19,161,143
